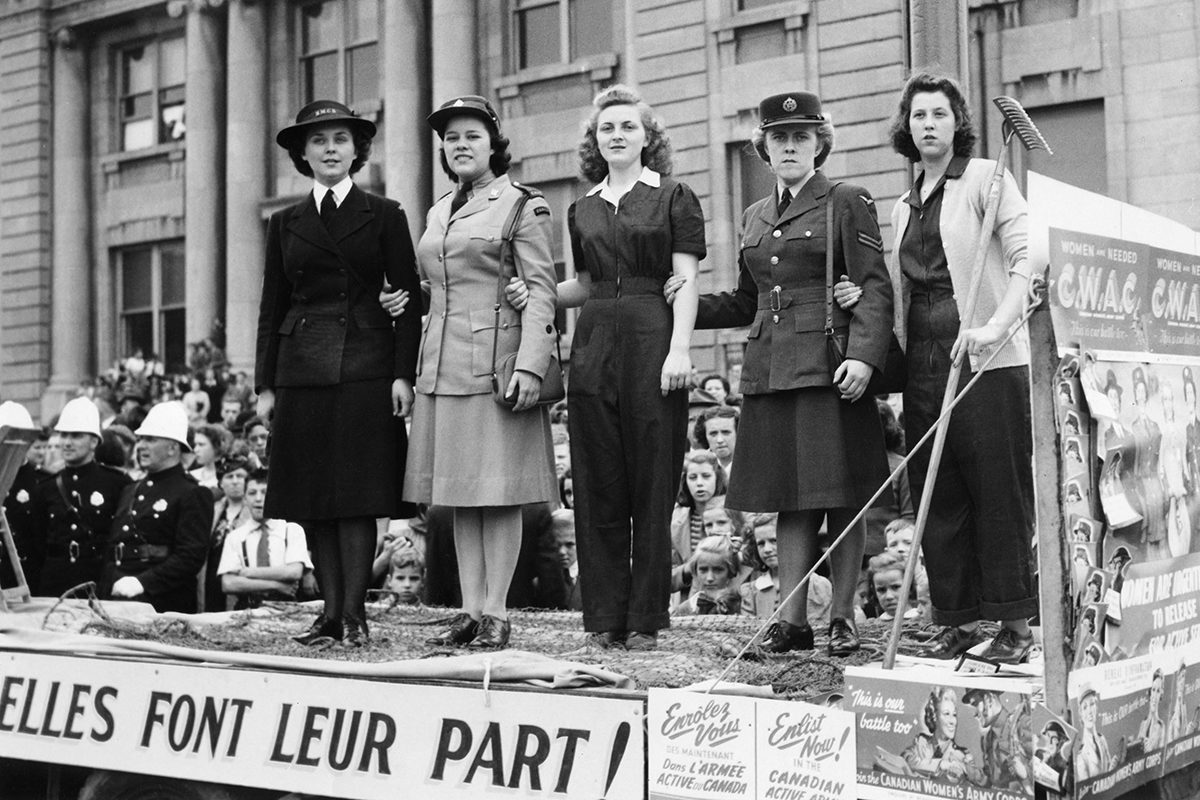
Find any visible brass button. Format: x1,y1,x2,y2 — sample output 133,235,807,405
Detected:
770,256,779,265
773,230,782,238
805,230,812,238
338,317,346,326
773,314,779,323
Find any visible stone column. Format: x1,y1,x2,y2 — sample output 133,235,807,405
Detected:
430,0,476,201
383,2,430,243
907,0,968,82
46,26,91,406
223,0,266,374
170,0,226,347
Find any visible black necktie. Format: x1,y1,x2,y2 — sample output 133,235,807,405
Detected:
320,190,337,227
255,523,271,567
777,188,792,217
450,181,471,217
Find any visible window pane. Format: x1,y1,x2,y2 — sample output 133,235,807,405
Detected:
304,53,339,104
738,0,781,9
161,244,186,306
736,143,775,221
347,44,379,106
159,36,186,87
347,0,378,43
735,21,786,64
160,101,185,142
519,5,561,69
570,0,612,59
122,47,152,94
123,119,155,151
161,308,187,373
1025,101,1106,194
122,249,153,310
121,93,152,121
124,312,153,361
302,1,341,54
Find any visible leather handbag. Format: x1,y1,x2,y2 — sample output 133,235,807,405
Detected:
490,188,566,409
824,183,907,396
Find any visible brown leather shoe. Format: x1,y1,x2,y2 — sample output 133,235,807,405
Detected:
425,613,479,647
586,631,627,649
827,617,860,657
292,615,343,646
922,625,987,660
343,616,369,648
467,615,511,649
980,627,1035,664
624,631,658,651
758,621,814,653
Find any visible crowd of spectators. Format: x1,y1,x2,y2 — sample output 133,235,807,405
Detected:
3,349,923,629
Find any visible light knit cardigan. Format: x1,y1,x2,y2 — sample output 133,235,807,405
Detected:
888,157,1032,371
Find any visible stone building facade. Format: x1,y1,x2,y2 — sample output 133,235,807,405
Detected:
1,0,1197,418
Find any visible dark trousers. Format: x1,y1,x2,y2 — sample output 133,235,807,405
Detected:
568,289,687,633
904,292,1037,626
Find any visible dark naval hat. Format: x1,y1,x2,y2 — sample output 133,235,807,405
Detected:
428,95,503,137
276,100,376,149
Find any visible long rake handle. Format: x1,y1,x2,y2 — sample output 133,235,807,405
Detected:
881,138,1014,669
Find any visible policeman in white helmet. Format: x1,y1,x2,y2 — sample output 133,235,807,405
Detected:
1,400,46,589
32,398,132,597
101,402,213,612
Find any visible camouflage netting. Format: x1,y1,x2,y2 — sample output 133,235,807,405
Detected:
52,587,961,700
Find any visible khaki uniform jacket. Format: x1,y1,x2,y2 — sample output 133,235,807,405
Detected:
414,174,558,395
697,171,893,395
255,184,422,390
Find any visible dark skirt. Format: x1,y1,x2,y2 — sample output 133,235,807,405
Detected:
726,387,889,512
266,376,413,521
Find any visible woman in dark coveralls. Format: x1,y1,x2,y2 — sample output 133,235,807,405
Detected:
506,84,704,650
256,100,421,647
679,91,894,656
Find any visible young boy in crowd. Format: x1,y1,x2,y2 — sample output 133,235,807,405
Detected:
217,470,311,609
383,545,425,605
552,509,582,611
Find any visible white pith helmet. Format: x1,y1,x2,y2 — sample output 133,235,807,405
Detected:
134,401,191,450
55,397,102,438
0,401,35,430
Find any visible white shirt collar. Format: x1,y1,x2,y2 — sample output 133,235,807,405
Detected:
587,166,661,203
313,176,354,207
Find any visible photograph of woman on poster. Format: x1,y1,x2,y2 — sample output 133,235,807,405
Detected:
1184,367,1200,537
1130,367,1168,560
1133,669,1166,754
1165,662,1193,742
1161,376,1193,557
901,688,985,784
1074,687,1112,781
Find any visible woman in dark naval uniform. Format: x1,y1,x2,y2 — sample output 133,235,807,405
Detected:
256,100,421,647
681,91,894,657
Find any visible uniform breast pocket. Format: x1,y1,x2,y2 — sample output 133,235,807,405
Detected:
470,307,521,377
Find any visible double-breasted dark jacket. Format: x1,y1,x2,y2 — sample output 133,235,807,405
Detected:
101,464,213,613
696,171,893,395
255,184,422,391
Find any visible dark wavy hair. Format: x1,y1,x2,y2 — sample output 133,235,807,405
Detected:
286,126,373,178
888,71,977,162
436,112,513,182
578,84,673,184
675,449,729,507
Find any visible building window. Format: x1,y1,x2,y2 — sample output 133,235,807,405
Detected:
729,141,775,233
513,0,613,71
1018,0,1078,25
118,242,187,372
299,0,380,108
118,35,185,151
735,20,787,63
1023,101,1105,195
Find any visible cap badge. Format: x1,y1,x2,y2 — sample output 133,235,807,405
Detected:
782,97,797,112
453,99,465,107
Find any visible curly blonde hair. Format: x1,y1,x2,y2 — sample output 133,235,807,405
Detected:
578,84,674,184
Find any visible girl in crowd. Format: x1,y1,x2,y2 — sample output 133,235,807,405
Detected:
403,96,559,650
672,535,741,616
507,84,705,650
672,90,894,656
188,424,229,492
670,450,728,591
865,551,922,621
257,100,422,647
739,513,832,627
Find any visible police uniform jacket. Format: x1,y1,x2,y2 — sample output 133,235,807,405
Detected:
255,184,422,391
31,460,130,563
103,464,213,612
2,463,47,586
414,174,558,395
696,171,893,395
